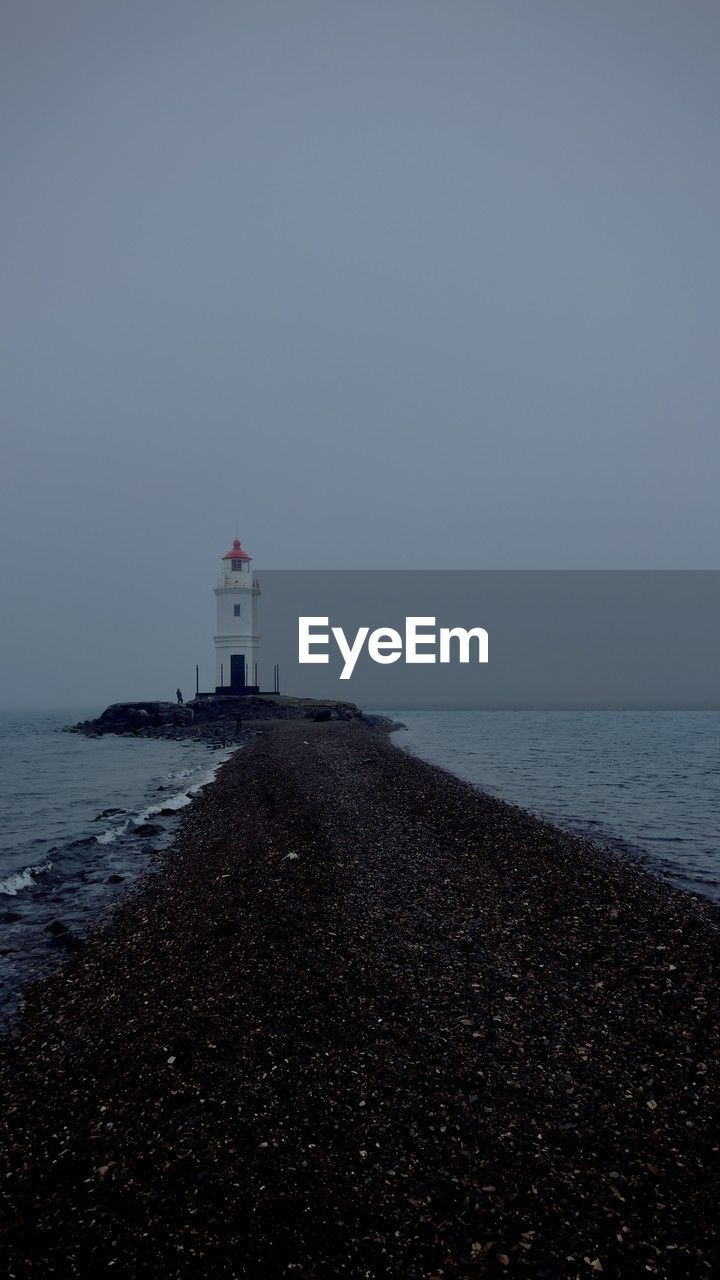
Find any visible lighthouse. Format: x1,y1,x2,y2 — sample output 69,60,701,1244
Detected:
214,538,261,694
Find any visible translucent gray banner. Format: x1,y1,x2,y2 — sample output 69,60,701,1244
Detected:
251,571,720,709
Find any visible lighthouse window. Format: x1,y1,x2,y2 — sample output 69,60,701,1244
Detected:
231,558,244,571
233,604,242,617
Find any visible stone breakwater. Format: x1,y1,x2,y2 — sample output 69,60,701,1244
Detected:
1,721,718,1277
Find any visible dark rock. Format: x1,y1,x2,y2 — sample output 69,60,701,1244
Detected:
48,930,83,951
86,702,195,734
44,920,69,935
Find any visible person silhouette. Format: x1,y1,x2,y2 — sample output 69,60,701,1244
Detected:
176,688,183,705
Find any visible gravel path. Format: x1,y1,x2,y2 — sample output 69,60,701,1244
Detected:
1,720,718,1278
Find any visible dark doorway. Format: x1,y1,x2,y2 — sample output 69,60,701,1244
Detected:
230,654,246,690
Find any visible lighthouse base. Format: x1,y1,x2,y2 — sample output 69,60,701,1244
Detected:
213,685,260,696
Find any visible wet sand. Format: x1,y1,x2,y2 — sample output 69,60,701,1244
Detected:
1,720,718,1277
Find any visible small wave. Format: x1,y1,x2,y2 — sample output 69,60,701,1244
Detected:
188,763,227,795
139,755,229,818
93,750,229,847
96,820,130,846
139,792,191,820
0,861,52,896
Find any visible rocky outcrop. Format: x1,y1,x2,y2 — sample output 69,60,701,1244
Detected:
96,702,194,730
66,695,368,741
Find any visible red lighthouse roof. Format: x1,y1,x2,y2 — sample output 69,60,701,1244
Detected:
222,538,251,561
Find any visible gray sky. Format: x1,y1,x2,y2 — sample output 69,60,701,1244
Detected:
2,2,719,706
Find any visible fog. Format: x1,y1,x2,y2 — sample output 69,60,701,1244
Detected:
2,2,719,707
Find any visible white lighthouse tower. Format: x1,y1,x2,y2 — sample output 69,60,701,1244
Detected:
214,537,261,693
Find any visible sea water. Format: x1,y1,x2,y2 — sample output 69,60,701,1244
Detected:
383,710,720,901
0,710,233,1016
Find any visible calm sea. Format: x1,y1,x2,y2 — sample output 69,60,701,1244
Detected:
384,710,720,901
0,710,232,1017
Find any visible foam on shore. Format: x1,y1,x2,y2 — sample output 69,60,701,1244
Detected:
0,860,52,897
